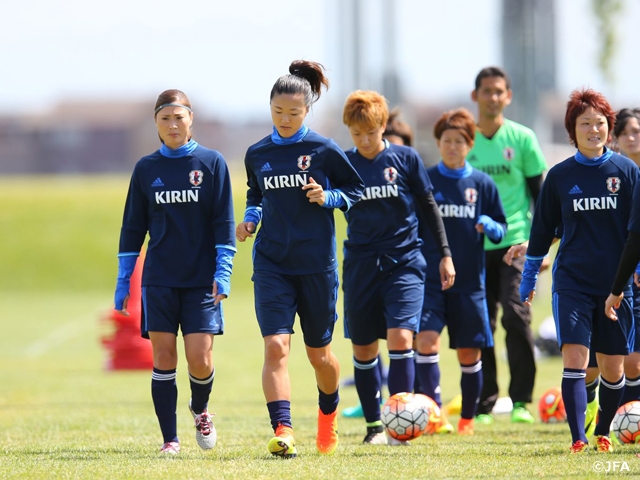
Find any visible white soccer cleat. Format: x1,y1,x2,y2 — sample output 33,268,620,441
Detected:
160,441,180,454
189,399,217,450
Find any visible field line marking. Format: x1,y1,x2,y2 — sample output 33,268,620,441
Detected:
24,314,94,358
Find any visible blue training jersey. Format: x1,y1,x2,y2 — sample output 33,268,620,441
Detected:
422,162,507,292
528,151,640,295
343,142,433,259
118,144,236,287
244,129,364,275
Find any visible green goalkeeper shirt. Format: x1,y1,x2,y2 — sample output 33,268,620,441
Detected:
468,118,547,250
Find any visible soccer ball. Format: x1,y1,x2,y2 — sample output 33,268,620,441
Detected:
538,387,566,423
381,392,428,441
611,400,640,444
414,393,443,435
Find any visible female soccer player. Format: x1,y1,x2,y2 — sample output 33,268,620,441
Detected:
521,89,639,453
341,108,413,419
605,107,640,405
341,90,455,445
235,60,364,458
417,108,506,436
114,89,236,454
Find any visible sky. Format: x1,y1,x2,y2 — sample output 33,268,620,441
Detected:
3,0,640,122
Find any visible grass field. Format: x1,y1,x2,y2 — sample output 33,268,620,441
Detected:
1,171,638,479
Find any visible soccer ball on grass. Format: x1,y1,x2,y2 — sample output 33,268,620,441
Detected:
381,392,428,441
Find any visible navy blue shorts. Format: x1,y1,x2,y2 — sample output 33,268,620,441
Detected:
552,289,634,355
343,249,425,346
252,269,339,348
420,284,494,349
141,286,223,339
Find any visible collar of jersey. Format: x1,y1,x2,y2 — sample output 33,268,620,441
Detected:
437,161,473,179
574,146,613,166
271,125,309,145
160,139,198,158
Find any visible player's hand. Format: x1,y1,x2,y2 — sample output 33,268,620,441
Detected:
604,293,623,321
212,280,227,306
635,272,640,288
475,223,485,234
302,177,325,205
503,243,527,266
523,290,535,306
236,222,256,242
116,294,130,316
440,256,455,291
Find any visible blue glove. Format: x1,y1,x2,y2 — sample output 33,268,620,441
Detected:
520,257,543,303
635,262,640,277
114,254,138,310
476,215,505,243
243,206,262,226
214,246,236,297
321,189,346,209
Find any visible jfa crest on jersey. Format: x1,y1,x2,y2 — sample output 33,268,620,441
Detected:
189,170,204,186
464,187,478,204
384,167,398,184
503,147,515,161
607,177,621,193
297,155,312,171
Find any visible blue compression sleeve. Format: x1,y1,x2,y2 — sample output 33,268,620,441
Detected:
114,253,139,310
636,262,640,277
321,189,347,209
476,215,505,243
214,246,236,297
520,257,543,303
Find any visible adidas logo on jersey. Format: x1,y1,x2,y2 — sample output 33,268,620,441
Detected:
568,185,582,194
151,177,164,187
261,162,273,172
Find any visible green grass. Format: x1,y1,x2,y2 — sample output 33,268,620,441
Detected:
1,173,638,479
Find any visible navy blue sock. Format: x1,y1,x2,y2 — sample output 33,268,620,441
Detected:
460,361,483,420
595,375,625,437
621,375,640,405
388,350,415,396
267,400,292,432
562,368,587,443
151,367,178,443
189,369,214,414
318,387,339,415
415,353,442,406
354,357,382,423
413,355,421,393
377,354,388,384
585,377,599,403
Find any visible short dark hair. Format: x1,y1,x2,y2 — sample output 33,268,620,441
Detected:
433,108,476,147
613,108,640,138
474,66,511,91
383,108,414,146
564,88,615,147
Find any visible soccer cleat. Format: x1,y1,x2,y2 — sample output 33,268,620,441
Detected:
386,432,411,446
433,411,454,434
316,409,339,455
342,403,364,418
457,417,474,436
570,440,588,454
268,424,297,458
584,398,599,438
363,425,388,445
594,435,613,453
160,441,180,454
475,413,494,425
189,400,217,450
511,402,535,424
